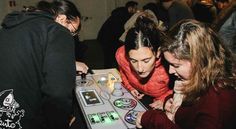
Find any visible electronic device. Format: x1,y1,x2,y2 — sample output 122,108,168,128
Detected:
75,72,147,129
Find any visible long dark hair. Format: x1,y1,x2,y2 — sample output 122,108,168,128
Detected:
51,0,80,20
37,0,81,21
125,16,165,56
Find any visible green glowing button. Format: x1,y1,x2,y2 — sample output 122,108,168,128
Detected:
107,111,119,121
98,112,112,123
114,100,123,107
88,114,100,124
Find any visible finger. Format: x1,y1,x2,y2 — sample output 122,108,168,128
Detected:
137,94,144,99
83,68,88,74
134,90,139,95
131,91,137,98
136,113,143,128
136,123,142,128
169,98,174,103
77,71,82,75
139,94,144,98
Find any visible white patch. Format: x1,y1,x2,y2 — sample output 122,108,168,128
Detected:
0,89,25,129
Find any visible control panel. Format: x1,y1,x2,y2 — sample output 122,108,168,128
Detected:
75,72,146,129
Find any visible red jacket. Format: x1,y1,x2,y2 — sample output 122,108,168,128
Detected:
115,46,172,101
141,86,236,129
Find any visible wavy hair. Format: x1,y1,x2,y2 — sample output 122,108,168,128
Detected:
161,19,236,103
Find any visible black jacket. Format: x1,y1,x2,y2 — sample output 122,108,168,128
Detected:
0,11,76,129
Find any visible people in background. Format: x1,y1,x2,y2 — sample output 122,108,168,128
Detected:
219,9,236,54
161,0,194,29
142,2,169,30
97,1,138,68
136,19,236,129
116,16,172,109
191,0,217,24
119,9,166,43
0,0,81,129
215,0,231,14
211,0,236,54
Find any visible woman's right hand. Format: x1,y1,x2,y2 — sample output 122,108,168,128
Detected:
174,80,187,93
164,98,173,112
131,89,144,100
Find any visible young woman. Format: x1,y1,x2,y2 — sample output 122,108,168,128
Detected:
116,16,172,109
136,19,236,129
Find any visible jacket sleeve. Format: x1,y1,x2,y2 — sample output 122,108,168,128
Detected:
41,26,76,129
141,110,181,129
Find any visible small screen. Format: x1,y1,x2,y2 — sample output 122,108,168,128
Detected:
80,90,103,106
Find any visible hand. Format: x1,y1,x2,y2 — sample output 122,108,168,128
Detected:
174,80,186,93
75,61,88,74
136,111,145,128
164,98,173,112
165,110,174,121
149,100,163,110
131,89,144,100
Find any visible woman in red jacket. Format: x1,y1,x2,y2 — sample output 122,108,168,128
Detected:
136,19,236,129
116,16,172,109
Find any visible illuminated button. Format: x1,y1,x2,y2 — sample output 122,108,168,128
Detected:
107,111,119,121
110,115,114,120
88,114,100,124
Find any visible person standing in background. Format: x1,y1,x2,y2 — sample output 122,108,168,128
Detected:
142,2,169,31
219,9,236,54
161,0,194,29
213,0,236,54
191,0,217,24
0,0,81,129
97,1,138,68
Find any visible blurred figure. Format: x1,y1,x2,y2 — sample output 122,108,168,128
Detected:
191,0,217,24
143,2,169,30
219,7,236,54
212,0,235,30
161,0,194,29
215,0,231,14
97,1,138,68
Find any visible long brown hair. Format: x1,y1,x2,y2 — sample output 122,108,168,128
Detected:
161,19,236,103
